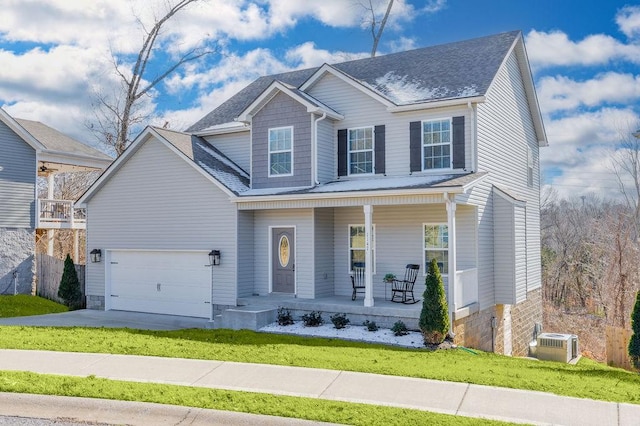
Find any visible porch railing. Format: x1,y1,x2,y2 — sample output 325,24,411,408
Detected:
455,268,478,308
36,199,86,230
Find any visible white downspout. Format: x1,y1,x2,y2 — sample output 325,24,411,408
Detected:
46,172,55,256
445,192,457,337
467,101,477,172
312,112,327,185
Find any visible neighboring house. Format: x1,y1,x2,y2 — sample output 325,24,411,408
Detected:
78,31,547,356
0,108,112,295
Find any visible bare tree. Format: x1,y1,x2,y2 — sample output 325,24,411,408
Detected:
611,125,640,239
357,0,395,57
90,0,215,156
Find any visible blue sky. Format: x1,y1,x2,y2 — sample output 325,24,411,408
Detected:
0,0,638,199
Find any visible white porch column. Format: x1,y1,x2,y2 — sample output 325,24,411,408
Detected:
446,195,457,331
46,173,55,256
363,204,374,307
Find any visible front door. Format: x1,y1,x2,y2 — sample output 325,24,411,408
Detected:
272,227,295,293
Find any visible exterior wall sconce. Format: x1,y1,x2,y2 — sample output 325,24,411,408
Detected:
90,249,102,263
209,249,221,266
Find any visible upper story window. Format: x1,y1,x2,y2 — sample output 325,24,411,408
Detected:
348,127,374,175
268,126,293,176
422,119,452,170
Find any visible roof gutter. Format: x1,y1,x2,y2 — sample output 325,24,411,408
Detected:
387,96,485,113
232,185,466,204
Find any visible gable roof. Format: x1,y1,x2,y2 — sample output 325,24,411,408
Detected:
236,80,343,123
188,31,521,133
15,118,113,169
77,126,249,206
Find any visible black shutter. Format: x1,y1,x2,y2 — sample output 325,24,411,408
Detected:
374,125,385,175
409,121,422,172
452,116,465,169
337,129,347,177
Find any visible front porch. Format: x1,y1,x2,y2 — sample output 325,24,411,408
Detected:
216,294,423,330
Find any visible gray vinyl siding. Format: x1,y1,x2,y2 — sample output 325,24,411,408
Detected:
252,92,312,189
204,131,250,173
477,49,543,298
314,208,334,297
307,73,472,179
514,204,527,302
85,137,238,307
457,180,494,309
316,118,334,184
493,192,515,304
237,210,254,298
0,121,35,228
253,209,314,298
456,204,477,271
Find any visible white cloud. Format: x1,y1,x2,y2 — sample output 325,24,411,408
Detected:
525,29,640,69
616,5,640,39
537,72,640,114
387,36,418,53
422,0,447,14
542,108,639,168
285,42,368,68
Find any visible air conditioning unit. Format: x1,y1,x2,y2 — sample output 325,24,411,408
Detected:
536,333,579,363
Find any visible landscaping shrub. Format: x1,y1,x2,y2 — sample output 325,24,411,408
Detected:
419,258,449,345
301,311,323,327
391,320,409,336
58,254,82,310
277,307,294,326
629,291,640,370
363,320,378,332
330,313,350,329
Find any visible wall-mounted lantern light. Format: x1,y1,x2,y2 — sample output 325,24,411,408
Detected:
90,249,102,263
209,249,221,266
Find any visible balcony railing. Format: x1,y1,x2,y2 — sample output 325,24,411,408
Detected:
36,199,86,230
455,268,478,308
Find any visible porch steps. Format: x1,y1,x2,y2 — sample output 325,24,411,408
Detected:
213,306,277,330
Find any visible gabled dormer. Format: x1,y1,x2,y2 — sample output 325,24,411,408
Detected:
236,81,342,190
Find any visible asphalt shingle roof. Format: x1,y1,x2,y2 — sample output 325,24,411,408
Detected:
16,118,112,161
188,31,520,132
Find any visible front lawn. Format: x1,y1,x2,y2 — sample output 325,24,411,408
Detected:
1,326,639,404
0,295,67,318
0,371,514,426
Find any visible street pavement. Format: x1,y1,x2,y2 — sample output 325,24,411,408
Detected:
0,311,639,425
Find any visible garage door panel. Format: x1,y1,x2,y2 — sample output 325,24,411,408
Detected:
108,250,211,318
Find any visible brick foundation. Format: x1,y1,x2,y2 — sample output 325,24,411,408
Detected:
454,289,542,356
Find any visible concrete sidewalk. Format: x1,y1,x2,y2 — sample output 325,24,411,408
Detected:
0,350,639,425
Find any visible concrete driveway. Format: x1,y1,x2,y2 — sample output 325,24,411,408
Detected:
0,309,212,330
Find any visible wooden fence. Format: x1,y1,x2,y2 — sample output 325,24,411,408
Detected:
36,253,85,306
605,326,633,370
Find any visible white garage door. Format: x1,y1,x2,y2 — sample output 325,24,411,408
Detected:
108,250,211,318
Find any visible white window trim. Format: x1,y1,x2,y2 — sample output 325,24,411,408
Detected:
268,126,294,177
423,222,449,276
421,118,453,172
347,126,375,176
348,224,376,274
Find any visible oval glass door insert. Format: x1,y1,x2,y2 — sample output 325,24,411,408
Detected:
279,235,290,267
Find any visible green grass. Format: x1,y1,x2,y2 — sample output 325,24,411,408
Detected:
0,295,67,318
0,371,516,426
1,326,639,404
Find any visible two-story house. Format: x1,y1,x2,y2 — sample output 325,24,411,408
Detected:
0,108,112,295
78,31,547,355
